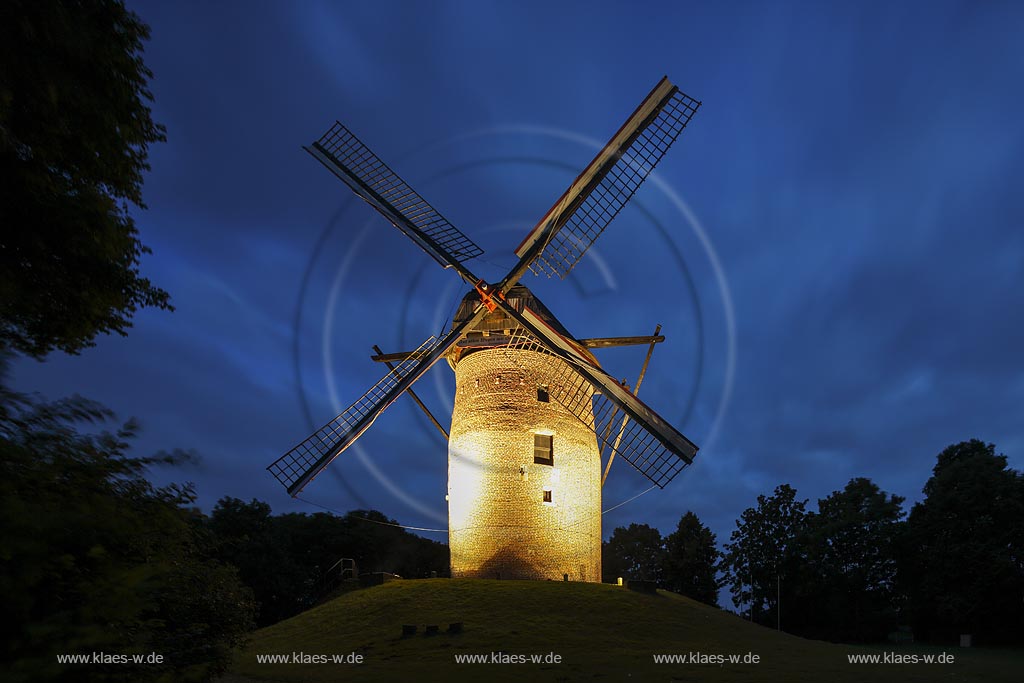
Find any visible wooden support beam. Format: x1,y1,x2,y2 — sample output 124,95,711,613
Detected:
370,350,415,364
370,334,665,363
577,335,665,349
601,324,662,487
372,345,449,440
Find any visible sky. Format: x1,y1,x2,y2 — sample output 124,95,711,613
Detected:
12,0,1024,552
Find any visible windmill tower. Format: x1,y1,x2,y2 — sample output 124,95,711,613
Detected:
269,77,702,582
446,286,604,581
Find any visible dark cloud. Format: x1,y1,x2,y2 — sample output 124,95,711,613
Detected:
12,1,1023,548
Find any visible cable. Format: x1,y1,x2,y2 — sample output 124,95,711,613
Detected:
296,496,448,533
299,481,658,536
602,484,658,514
440,285,462,338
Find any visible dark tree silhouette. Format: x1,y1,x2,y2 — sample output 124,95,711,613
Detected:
0,387,254,681
721,484,808,627
663,511,721,605
206,498,450,627
205,498,307,627
602,523,666,584
901,439,1024,644
803,478,904,642
0,0,170,358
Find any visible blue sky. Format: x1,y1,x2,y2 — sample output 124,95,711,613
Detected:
12,0,1024,548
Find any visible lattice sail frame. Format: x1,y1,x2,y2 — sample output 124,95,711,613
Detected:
498,328,690,488
514,79,700,280
269,305,488,495
268,336,441,492
308,122,484,270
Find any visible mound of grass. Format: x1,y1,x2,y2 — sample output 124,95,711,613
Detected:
228,579,1020,682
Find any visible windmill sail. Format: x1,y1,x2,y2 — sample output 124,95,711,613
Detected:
269,308,487,495
511,77,700,282
276,76,702,498
307,122,483,279
498,304,697,487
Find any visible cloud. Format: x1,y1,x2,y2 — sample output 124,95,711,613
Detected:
12,0,1023,549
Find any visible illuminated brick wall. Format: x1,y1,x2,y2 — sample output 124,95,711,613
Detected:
447,348,602,581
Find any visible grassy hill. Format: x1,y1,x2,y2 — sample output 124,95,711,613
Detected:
227,579,1020,682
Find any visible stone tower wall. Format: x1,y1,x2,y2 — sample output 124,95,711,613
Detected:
447,348,602,581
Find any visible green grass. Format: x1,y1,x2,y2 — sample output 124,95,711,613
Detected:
227,579,1021,682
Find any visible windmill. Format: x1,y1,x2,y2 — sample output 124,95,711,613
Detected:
270,76,702,582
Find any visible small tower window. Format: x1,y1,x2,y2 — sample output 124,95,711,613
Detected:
543,490,553,503
537,385,549,402
534,434,553,465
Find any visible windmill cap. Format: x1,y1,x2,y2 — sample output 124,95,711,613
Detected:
451,284,573,338
448,284,600,367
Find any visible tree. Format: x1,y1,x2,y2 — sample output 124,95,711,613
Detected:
603,523,666,584
206,500,450,627
901,439,1024,644
721,484,808,627
0,386,254,682
0,0,170,358
663,511,721,605
804,478,904,642
206,498,307,627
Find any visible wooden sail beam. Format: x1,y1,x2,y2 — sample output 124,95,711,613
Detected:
370,334,664,363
